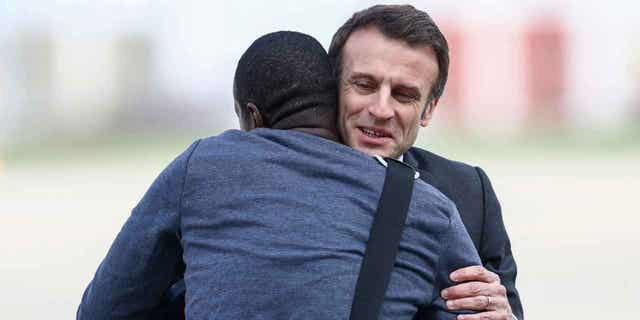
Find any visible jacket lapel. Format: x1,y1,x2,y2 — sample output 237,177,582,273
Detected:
403,150,436,184
403,149,452,199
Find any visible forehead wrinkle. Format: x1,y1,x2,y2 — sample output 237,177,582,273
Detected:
343,31,437,96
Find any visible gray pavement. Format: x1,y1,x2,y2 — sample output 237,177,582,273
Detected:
1,150,638,319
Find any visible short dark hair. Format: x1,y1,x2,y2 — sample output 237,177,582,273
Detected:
233,31,336,130
328,4,449,103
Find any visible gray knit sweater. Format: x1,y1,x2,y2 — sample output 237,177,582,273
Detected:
78,128,480,320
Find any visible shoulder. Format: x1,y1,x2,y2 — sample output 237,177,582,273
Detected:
405,146,483,186
190,129,272,160
412,179,456,213
405,146,491,246
196,129,250,147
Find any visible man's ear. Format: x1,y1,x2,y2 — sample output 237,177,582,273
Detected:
420,97,439,127
247,102,264,129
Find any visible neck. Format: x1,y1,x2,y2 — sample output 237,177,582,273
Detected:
291,127,340,142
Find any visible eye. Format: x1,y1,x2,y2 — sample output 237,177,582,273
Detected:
393,90,419,104
351,78,376,93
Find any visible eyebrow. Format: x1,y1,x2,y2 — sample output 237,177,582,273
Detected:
348,71,378,81
395,84,421,96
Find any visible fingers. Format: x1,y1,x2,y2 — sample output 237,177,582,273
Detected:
442,281,506,300
446,294,509,311
450,265,500,284
444,266,512,319
457,311,511,320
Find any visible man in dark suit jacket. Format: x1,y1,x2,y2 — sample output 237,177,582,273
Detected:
328,5,523,319
404,149,522,320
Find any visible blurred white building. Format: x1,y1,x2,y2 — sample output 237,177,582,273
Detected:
1,0,639,147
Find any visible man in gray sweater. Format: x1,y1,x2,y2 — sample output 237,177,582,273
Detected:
78,31,480,319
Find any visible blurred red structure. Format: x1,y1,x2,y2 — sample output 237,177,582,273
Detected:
439,22,466,128
524,15,567,126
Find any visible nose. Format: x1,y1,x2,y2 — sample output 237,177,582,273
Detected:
367,89,394,120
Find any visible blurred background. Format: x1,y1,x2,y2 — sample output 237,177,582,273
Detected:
1,0,638,319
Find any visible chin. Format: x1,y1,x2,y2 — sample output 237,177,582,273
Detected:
360,145,393,158
378,148,401,159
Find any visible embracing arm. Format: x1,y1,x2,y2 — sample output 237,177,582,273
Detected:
404,148,523,319
419,202,483,320
441,168,523,320
76,140,200,320
476,167,522,319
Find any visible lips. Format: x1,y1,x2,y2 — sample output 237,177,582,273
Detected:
356,127,393,149
358,126,391,138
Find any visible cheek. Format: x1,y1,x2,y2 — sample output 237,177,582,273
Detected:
343,94,370,118
397,109,421,132
340,101,358,123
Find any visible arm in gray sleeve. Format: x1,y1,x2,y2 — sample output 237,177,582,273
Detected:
77,140,200,320
421,202,483,320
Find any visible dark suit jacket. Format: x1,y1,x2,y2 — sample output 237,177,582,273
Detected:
404,147,523,320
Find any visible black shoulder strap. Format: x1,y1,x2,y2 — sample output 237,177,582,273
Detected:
349,158,416,320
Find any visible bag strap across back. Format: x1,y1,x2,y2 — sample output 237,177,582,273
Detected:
349,157,416,320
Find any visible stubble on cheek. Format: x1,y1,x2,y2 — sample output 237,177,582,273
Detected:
338,79,354,145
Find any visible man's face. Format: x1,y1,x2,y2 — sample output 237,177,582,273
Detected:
338,26,439,158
